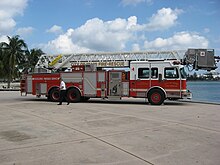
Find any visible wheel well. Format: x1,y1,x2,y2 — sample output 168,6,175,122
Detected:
147,87,166,98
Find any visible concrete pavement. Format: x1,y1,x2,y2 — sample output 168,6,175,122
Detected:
0,91,220,165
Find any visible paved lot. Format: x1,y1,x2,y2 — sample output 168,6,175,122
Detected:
0,91,220,165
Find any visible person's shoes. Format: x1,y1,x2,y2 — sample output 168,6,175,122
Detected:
67,102,69,105
57,103,62,105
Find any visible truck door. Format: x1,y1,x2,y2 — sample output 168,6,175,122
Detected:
159,67,181,98
130,62,151,97
108,71,122,96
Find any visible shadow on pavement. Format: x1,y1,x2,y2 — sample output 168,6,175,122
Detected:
16,96,187,106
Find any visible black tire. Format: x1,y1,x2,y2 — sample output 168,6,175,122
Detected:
66,88,81,103
49,88,60,102
148,89,165,105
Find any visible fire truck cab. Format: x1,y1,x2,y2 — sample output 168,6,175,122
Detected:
130,60,190,104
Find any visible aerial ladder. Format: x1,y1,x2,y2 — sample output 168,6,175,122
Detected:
35,50,183,72
35,49,218,72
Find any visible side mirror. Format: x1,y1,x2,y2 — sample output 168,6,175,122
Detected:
159,74,163,82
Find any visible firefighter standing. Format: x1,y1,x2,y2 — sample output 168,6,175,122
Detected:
58,78,69,105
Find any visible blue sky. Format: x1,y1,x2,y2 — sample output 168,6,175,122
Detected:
0,0,220,64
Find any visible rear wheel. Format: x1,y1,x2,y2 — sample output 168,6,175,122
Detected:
66,88,81,103
148,89,165,105
49,88,60,102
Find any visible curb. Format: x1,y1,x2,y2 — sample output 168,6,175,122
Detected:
179,100,220,105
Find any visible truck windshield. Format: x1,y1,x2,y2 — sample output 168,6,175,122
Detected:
180,67,187,79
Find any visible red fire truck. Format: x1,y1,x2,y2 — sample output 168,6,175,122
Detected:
20,49,218,105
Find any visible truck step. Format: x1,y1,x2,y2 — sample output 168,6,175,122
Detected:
107,96,121,101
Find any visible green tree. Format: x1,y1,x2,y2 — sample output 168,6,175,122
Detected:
24,48,44,72
1,35,27,88
0,44,4,79
0,43,8,81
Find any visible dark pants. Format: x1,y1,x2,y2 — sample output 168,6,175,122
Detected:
59,90,68,105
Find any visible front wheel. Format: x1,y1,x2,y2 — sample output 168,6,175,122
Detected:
148,89,165,105
66,88,81,103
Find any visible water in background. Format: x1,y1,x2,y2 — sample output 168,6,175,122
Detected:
187,81,220,103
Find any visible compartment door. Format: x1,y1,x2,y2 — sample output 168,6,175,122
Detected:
83,72,97,96
26,75,32,94
108,72,122,96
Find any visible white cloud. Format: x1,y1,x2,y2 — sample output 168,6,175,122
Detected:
127,16,142,30
121,0,152,6
144,31,209,50
42,29,90,54
73,17,133,51
146,8,183,31
0,0,28,34
16,26,34,36
0,19,16,34
0,35,8,43
46,25,63,34
43,16,137,53
41,8,207,54
132,43,140,51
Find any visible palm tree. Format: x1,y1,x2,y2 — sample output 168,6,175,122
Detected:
25,48,44,72
1,35,27,88
0,44,4,79
0,43,8,81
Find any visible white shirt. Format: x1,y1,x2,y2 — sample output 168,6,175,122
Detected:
60,80,66,90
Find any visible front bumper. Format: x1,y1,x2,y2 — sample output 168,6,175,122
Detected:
182,90,192,99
